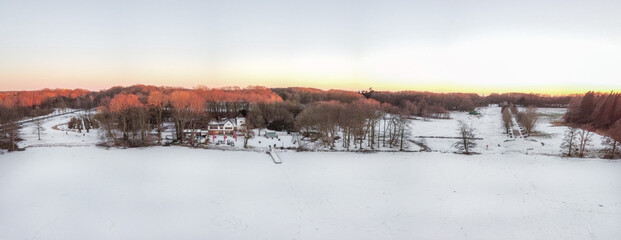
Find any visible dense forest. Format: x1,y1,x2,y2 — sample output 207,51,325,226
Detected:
486,92,575,108
564,91,621,128
562,91,621,158
0,85,588,150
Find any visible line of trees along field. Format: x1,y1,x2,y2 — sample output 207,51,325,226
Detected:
1,85,589,150
486,92,575,108
563,91,621,159
92,86,283,147
295,99,410,151
507,104,539,137
0,89,96,150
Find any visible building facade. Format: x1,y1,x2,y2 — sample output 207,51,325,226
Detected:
207,117,245,134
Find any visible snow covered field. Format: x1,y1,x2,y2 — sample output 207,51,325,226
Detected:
410,106,607,156
1,147,620,239
17,109,99,149
2,106,620,239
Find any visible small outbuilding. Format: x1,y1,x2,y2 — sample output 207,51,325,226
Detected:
265,131,277,138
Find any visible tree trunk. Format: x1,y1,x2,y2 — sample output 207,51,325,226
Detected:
10,130,15,151
157,107,163,143
463,138,469,154
382,118,386,147
121,114,128,141
399,128,404,151
567,135,573,157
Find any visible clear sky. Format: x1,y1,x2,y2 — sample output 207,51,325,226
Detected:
1,0,620,94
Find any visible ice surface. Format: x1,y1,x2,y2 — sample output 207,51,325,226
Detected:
1,147,620,239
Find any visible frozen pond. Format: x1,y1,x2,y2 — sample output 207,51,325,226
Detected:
1,147,620,239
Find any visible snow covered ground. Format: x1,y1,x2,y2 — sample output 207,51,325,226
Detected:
16,105,602,156
1,147,620,239
17,109,99,148
2,106,620,239
409,105,607,156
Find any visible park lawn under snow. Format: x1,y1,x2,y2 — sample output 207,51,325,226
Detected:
1,147,621,240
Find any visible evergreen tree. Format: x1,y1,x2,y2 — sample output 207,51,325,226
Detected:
578,91,595,123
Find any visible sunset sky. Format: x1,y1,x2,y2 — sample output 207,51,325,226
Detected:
1,0,620,94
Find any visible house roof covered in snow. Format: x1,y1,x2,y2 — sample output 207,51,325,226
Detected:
208,118,236,127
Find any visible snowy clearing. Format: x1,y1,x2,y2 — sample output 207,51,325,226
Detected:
1,147,620,239
409,106,607,156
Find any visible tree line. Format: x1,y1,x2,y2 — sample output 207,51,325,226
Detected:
91,87,410,150
361,90,482,119
295,99,410,151
0,89,95,151
487,92,575,108
93,86,283,147
2,85,581,151
561,91,621,159
500,104,539,138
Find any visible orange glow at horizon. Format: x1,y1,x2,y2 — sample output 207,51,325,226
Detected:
2,1,620,97
3,34,619,95
0,73,613,96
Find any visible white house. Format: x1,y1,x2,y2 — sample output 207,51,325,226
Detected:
235,116,246,129
208,116,245,134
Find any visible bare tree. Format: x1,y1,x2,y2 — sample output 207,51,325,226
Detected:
453,120,477,154
186,92,205,147
242,128,254,149
247,105,266,136
1,121,19,151
109,93,143,143
396,114,410,151
83,116,90,133
501,107,512,135
560,126,578,157
147,91,168,143
295,101,342,149
602,121,621,159
522,106,539,137
33,118,45,140
387,114,400,148
170,91,192,144
0,108,20,151
576,128,593,158
134,106,151,145
379,103,397,148
601,136,620,159
94,107,119,146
